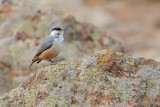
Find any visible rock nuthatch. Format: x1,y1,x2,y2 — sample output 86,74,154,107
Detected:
29,25,65,68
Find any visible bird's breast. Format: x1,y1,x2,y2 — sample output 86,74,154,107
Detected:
38,45,59,60
48,35,64,53
54,35,64,51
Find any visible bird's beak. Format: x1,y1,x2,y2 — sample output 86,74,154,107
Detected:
62,28,66,31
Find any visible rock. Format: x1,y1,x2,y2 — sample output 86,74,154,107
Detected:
0,49,159,107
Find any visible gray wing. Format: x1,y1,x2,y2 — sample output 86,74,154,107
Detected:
35,36,55,56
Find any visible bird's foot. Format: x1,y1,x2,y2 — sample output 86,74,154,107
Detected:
49,57,65,65
48,60,57,65
51,61,58,65
49,60,54,63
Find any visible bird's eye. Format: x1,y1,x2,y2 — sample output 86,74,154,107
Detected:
57,28,61,31
52,28,56,31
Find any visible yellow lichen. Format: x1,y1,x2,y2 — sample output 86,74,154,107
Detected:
97,56,105,62
24,84,40,107
85,67,99,84
73,84,78,89
94,49,108,55
100,76,104,80
45,66,61,83
106,76,126,102
100,86,106,90
97,50,114,66
71,98,79,105
115,52,135,66
115,52,123,56
43,95,67,107
76,70,81,79
41,60,75,83
145,79,153,95
124,55,134,65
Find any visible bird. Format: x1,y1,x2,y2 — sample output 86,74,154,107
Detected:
29,25,65,68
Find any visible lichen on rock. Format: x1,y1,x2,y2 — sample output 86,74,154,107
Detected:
43,95,67,107
85,67,99,84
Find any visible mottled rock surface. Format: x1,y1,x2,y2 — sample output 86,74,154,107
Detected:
0,49,159,107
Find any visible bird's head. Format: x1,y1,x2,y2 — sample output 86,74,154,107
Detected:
51,25,66,36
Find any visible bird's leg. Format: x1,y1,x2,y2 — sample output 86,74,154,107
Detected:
48,57,65,65
37,60,41,64
48,60,57,65
49,60,54,63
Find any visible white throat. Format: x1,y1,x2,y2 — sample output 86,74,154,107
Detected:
50,31,58,36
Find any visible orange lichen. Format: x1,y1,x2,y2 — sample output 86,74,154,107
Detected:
71,98,79,105
75,59,81,69
100,86,105,90
137,62,141,66
102,71,105,75
97,50,117,66
73,84,78,89
91,86,95,92
136,68,139,71
76,71,81,79
100,76,103,80
96,56,105,63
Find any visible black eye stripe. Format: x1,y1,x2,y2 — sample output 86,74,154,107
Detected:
52,27,62,31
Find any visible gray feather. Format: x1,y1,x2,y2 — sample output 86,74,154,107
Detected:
35,36,56,56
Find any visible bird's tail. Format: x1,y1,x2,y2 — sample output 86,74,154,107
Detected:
29,56,38,69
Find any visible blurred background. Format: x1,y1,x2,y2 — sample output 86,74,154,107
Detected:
0,0,160,95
